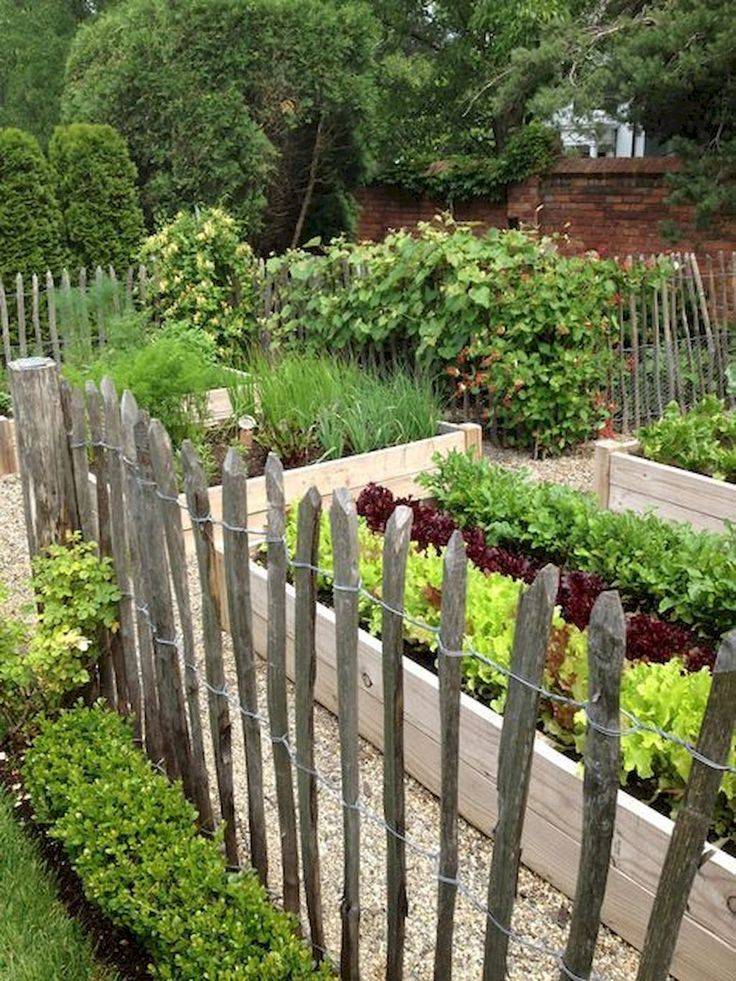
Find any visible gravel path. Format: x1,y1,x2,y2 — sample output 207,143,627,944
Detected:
0,467,639,980
483,441,596,494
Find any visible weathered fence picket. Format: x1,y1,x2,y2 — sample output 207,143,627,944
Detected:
382,505,413,980
9,356,736,981
293,484,325,958
182,440,239,867
221,446,267,879
265,454,301,912
331,487,362,980
434,530,467,981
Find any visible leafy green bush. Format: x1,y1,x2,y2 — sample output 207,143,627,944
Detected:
141,208,258,360
0,127,63,280
282,508,735,830
421,450,736,639
49,123,145,271
237,352,443,464
638,396,736,482
0,535,119,737
378,122,560,202
63,326,226,447
265,220,667,454
24,706,324,979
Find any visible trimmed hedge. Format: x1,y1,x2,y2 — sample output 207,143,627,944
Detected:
0,127,63,280
49,123,145,271
24,707,325,979
421,450,736,640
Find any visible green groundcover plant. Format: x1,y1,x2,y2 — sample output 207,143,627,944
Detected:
0,534,119,739
420,450,736,641
282,510,736,833
264,219,669,455
24,706,325,979
638,395,736,483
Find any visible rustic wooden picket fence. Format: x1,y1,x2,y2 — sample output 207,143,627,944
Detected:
7,355,736,981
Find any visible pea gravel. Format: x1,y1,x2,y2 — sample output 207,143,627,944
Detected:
0,463,641,980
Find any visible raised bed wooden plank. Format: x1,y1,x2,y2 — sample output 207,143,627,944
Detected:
595,438,736,533
235,563,734,981
0,416,17,477
610,452,736,527
180,424,478,535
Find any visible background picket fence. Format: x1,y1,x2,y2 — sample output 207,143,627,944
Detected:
7,356,736,980
2,251,735,434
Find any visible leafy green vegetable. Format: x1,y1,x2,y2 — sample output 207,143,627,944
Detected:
638,396,736,482
421,450,736,639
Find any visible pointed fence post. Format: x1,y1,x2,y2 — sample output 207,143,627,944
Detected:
294,485,325,959
221,446,267,880
265,453,301,913
382,504,413,981
330,486,361,981
149,418,213,830
561,591,625,981
182,439,239,868
434,530,467,981
483,564,559,980
637,631,736,981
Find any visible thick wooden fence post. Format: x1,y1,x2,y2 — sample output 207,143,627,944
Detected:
294,485,325,959
483,564,559,980
265,454,301,912
331,487,361,981
434,531,467,981
182,440,239,868
8,357,77,557
382,504,413,981
221,446,267,880
637,631,736,981
561,591,625,980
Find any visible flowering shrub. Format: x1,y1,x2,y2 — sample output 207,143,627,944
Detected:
140,207,259,360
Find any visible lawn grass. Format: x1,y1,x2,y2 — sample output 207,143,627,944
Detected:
0,788,116,981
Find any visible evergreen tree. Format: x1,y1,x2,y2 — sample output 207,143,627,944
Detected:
49,123,145,269
0,128,63,280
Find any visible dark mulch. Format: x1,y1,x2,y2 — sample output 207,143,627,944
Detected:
0,757,151,980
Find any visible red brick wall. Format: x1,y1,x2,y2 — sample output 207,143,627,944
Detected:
355,158,736,256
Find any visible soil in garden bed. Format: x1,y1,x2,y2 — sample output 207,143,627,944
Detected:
204,427,325,487
0,757,151,980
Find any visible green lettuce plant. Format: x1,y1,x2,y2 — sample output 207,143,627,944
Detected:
421,450,736,639
638,396,736,483
281,507,735,831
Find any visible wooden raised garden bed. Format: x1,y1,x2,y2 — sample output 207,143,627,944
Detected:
180,421,482,536
186,424,736,981
594,438,736,533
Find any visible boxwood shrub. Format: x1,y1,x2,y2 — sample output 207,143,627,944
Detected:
420,450,736,641
24,706,325,979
